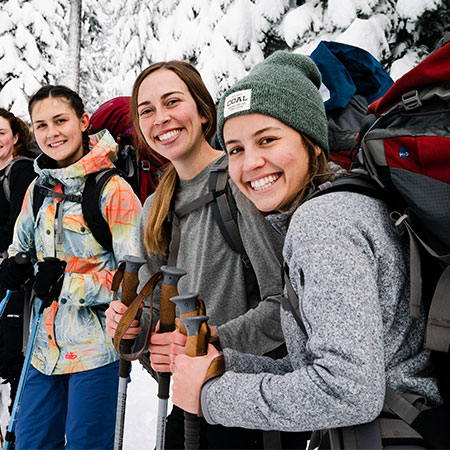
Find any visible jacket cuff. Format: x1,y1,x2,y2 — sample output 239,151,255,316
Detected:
200,377,222,424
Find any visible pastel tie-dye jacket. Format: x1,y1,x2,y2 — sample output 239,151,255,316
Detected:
8,130,142,375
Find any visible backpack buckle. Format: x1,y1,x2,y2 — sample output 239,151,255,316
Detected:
402,90,422,111
141,160,151,172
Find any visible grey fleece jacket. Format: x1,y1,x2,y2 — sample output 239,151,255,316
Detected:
134,155,285,356
201,191,441,432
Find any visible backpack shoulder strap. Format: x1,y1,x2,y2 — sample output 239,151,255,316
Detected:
305,172,385,203
208,157,246,255
2,157,34,203
32,182,47,219
82,168,121,253
208,157,261,308
281,264,307,335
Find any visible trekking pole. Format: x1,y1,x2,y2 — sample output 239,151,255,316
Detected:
0,289,12,320
4,256,66,450
178,313,210,450
155,265,186,450
113,255,147,450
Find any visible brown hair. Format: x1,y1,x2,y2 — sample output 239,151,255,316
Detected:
130,60,217,255
0,108,32,158
28,85,90,155
291,134,337,213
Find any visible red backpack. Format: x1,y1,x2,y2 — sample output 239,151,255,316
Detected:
89,96,167,204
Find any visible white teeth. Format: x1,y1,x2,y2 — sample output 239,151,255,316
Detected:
49,141,64,148
158,129,180,141
250,174,280,191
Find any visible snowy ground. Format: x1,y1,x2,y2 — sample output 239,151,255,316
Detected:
123,361,172,449
0,361,169,450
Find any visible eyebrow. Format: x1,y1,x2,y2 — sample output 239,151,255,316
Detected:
33,113,68,124
225,126,282,146
137,90,185,109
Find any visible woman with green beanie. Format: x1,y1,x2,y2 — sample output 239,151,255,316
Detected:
169,51,441,444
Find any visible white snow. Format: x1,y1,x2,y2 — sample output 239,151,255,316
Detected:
122,362,168,449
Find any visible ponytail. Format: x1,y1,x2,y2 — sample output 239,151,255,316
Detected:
144,164,178,255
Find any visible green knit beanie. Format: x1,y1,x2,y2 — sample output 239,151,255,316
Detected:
217,51,329,157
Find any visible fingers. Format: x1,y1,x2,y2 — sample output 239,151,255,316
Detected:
105,300,142,339
150,352,171,373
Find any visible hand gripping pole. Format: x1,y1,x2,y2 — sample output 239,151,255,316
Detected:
114,255,146,450
155,265,186,450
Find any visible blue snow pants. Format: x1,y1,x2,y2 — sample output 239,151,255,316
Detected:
15,361,120,450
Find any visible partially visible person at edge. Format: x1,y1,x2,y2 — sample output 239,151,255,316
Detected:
0,108,36,414
105,60,308,449
0,85,141,449
168,52,442,443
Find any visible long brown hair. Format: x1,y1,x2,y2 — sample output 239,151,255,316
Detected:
130,61,217,255
291,134,337,213
0,108,32,158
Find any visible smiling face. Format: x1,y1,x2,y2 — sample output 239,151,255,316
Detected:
31,97,89,168
225,113,319,213
137,69,208,170
0,116,18,162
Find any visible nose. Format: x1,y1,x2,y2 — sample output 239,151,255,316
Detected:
154,107,169,126
47,124,59,137
242,146,265,173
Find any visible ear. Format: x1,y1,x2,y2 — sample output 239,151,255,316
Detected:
314,145,322,157
80,113,90,132
13,134,19,146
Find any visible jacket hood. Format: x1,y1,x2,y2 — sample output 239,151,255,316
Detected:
34,129,118,188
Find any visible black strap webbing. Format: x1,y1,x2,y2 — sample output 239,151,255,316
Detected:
281,265,307,336
82,169,120,253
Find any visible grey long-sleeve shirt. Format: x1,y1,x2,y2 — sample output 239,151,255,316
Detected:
201,191,441,432
135,155,285,356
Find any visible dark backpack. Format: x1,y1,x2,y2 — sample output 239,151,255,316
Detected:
0,157,35,203
32,169,121,253
310,41,394,170
166,156,260,309
89,96,167,204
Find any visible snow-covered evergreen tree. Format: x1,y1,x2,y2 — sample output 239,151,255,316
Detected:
101,0,161,101
79,0,111,112
0,0,67,118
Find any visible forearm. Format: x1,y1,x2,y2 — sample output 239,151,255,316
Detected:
217,296,284,355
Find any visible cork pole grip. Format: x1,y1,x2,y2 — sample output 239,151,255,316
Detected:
159,283,178,330
121,270,139,307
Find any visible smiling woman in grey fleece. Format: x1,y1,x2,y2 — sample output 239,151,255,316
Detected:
170,51,442,441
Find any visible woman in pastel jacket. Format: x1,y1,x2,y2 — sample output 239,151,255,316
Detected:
7,85,141,449
169,52,442,445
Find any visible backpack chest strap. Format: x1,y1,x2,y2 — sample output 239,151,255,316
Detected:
35,185,83,204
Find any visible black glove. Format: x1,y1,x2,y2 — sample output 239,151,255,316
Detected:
0,253,34,291
33,257,67,304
